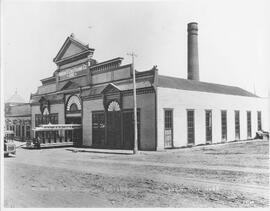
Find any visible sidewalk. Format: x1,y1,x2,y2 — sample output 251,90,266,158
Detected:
66,147,134,155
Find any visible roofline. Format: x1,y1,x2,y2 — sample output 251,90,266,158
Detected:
54,49,94,64
53,35,93,62
158,75,259,98
90,57,123,68
41,76,56,82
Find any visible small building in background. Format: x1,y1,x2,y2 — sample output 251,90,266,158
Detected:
5,91,31,141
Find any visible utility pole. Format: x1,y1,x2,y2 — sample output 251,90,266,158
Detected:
127,52,138,154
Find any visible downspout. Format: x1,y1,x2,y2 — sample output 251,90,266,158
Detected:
153,66,159,151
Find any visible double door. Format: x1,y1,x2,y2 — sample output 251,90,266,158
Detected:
107,111,122,148
92,110,140,150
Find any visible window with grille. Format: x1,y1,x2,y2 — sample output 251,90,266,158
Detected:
205,110,212,143
247,111,252,138
221,110,227,141
187,110,195,144
235,111,240,140
257,111,262,131
49,113,58,124
165,110,173,129
164,109,173,148
35,113,58,126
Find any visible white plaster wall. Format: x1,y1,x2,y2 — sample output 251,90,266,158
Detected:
195,109,205,145
157,87,269,149
240,111,246,140
227,110,235,142
212,109,221,144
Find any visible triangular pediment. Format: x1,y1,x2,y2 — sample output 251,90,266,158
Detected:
61,42,86,59
53,35,93,63
101,83,121,94
61,81,80,91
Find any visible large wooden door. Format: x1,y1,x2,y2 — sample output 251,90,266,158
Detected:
122,110,140,150
107,111,121,148
122,112,133,150
92,112,105,147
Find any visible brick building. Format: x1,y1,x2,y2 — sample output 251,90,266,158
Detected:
30,23,269,150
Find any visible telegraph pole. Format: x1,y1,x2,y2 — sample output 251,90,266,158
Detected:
127,52,138,154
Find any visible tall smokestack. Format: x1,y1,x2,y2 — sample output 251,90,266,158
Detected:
187,22,199,80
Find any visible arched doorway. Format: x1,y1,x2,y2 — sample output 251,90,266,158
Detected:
65,95,82,124
65,94,82,145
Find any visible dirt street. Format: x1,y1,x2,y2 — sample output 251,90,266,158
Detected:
4,139,269,208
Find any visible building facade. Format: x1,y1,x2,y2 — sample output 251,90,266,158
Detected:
30,34,156,150
5,91,31,141
29,23,269,150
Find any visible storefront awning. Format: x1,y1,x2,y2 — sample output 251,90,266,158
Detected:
33,123,81,131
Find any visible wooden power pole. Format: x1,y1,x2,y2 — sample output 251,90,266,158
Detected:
127,52,138,154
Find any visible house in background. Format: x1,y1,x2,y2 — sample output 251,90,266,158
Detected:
5,91,31,141
28,22,269,150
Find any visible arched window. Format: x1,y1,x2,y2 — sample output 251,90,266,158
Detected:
66,95,81,112
108,100,120,111
70,103,78,112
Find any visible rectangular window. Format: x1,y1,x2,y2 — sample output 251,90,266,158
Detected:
235,111,240,140
18,125,21,136
247,111,252,138
221,110,227,141
165,110,173,129
257,111,262,131
22,125,25,137
164,109,173,148
49,113,59,124
35,114,42,127
187,110,195,144
26,126,30,138
205,110,212,143
35,113,58,126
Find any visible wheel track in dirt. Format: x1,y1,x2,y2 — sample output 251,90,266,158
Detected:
7,156,269,199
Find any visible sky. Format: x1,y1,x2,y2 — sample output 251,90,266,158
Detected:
2,0,270,102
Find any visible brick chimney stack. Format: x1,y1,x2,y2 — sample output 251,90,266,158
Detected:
187,22,199,81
